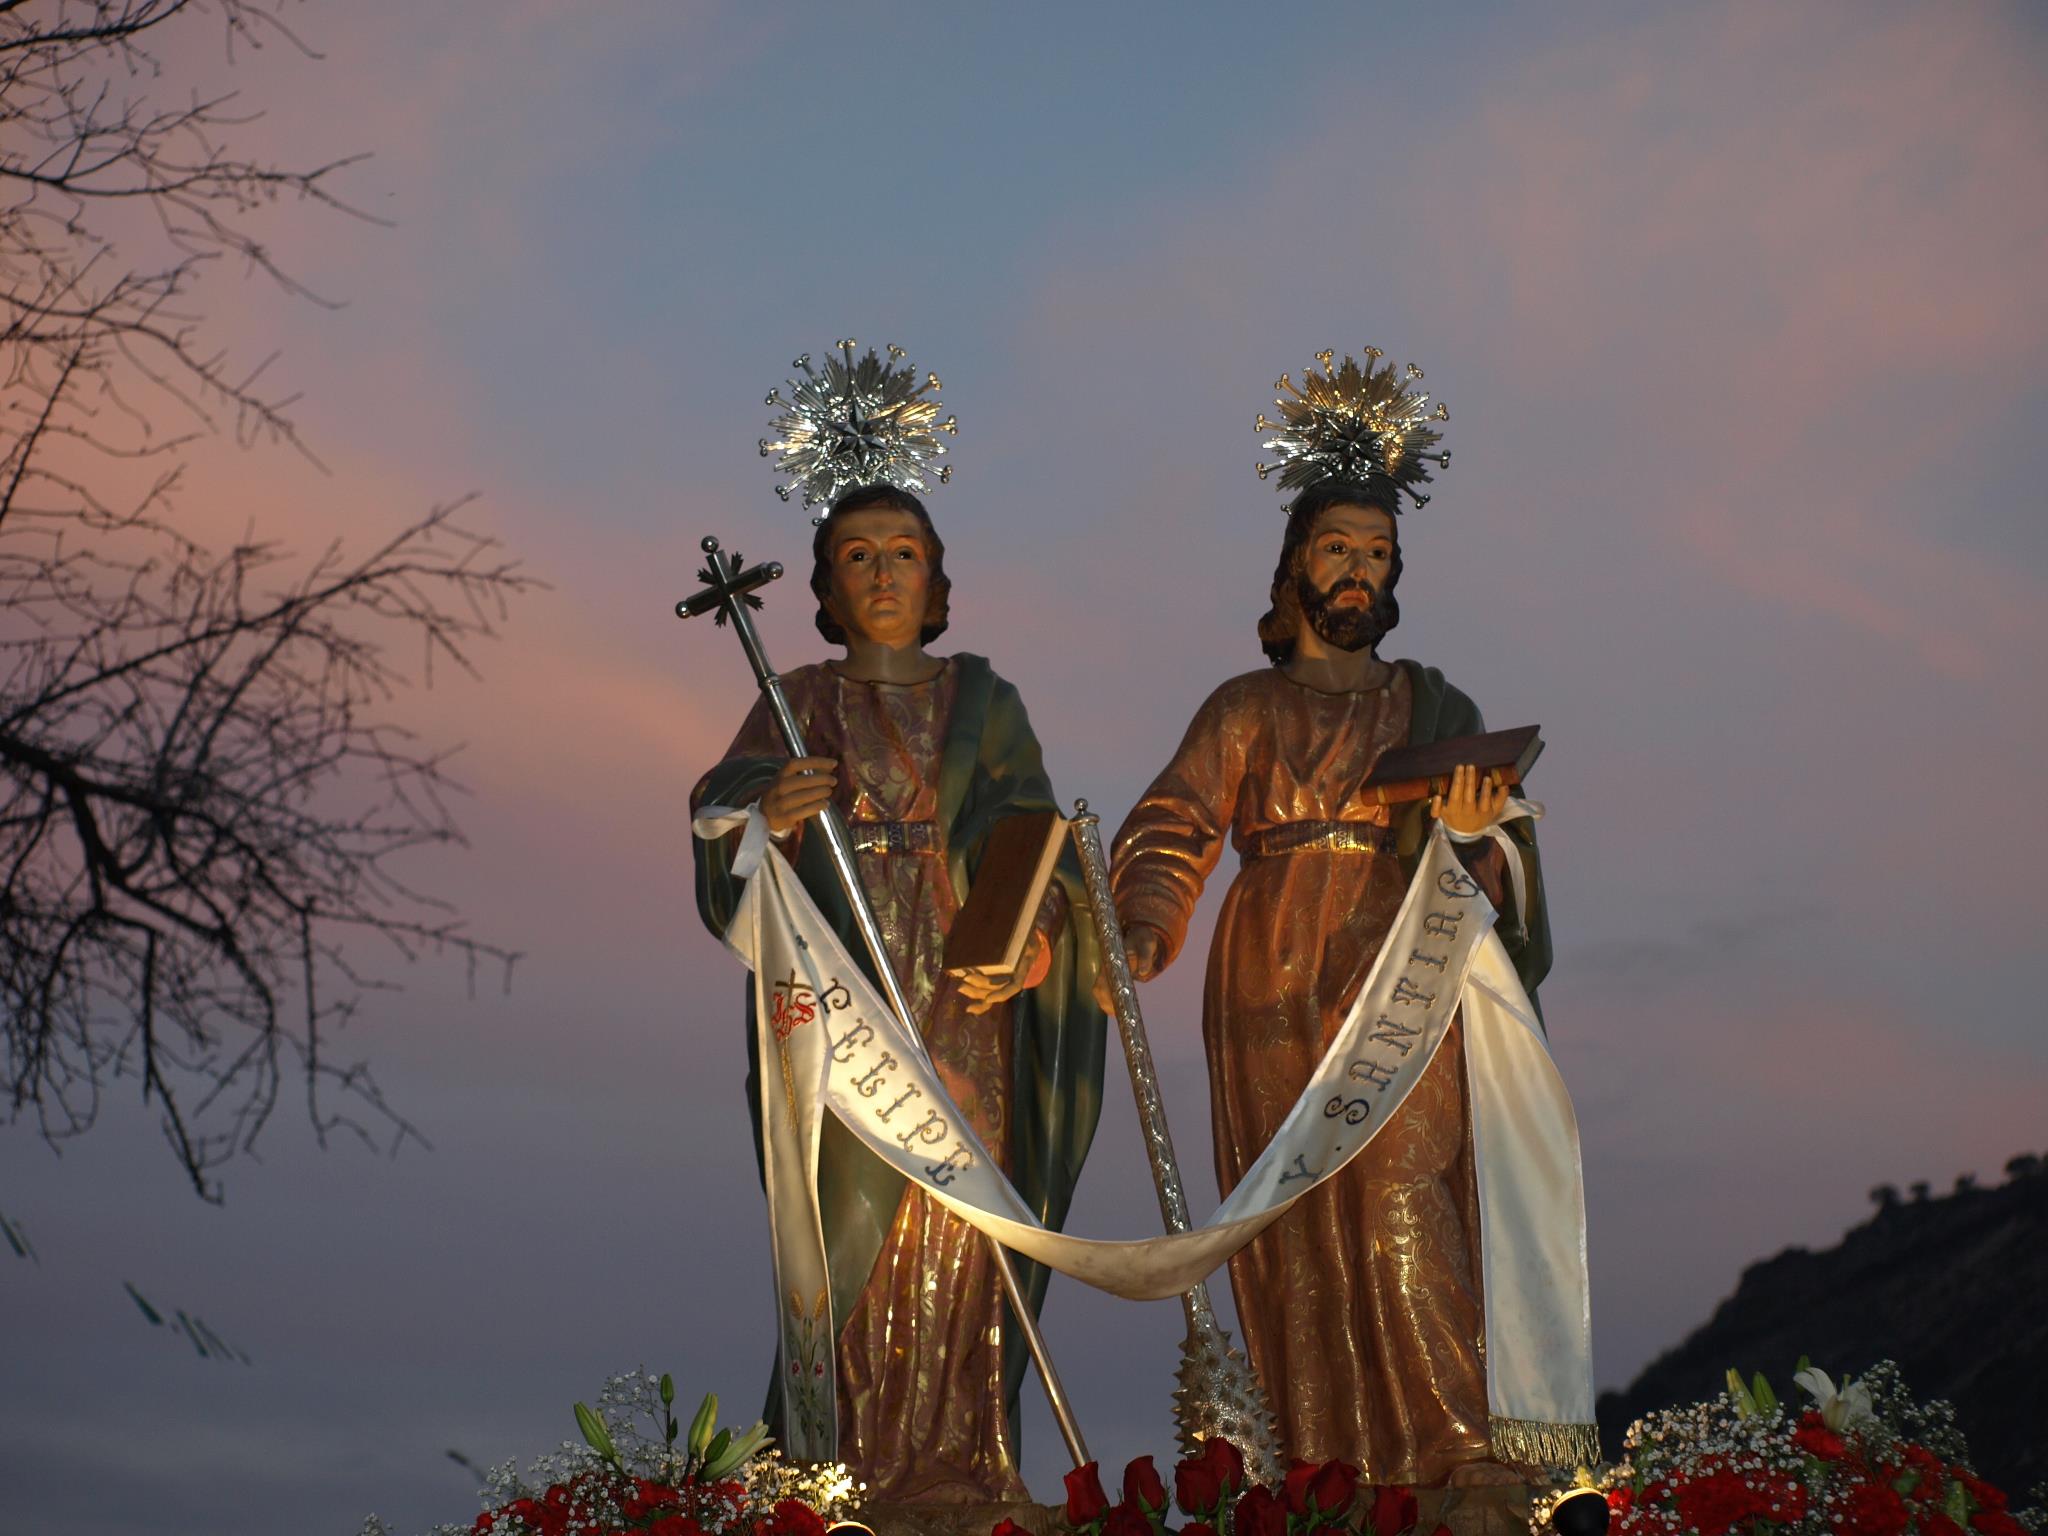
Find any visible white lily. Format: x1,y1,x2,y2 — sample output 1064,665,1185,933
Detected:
1794,1366,1877,1431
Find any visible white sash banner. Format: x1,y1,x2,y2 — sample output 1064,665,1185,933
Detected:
693,804,1594,1462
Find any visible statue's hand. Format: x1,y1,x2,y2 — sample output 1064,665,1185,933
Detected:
1430,762,1509,837
1126,925,1165,981
1092,925,1165,1013
759,756,838,836
957,928,1046,1016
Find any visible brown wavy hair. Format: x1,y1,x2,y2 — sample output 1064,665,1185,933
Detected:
810,484,952,646
1256,480,1404,666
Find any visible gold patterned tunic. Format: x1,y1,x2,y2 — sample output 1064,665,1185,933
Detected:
1111,665,1506,1484
704,660,1028,1503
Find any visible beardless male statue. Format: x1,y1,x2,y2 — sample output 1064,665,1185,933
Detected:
693,483,1106,1504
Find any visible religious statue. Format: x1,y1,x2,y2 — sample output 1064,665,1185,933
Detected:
691,346,1106,1504
1107,350,1579,1483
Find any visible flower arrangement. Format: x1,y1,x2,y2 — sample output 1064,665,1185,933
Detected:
359,1370,858,1536
1021,1436,1449,1536
1568,1359,2041,1536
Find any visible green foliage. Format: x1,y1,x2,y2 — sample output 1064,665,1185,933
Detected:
701,1422,771,1481
1724,1367,1762,1419
574,1402,623,1472
688,1392,719,1461
571,1379,768,1485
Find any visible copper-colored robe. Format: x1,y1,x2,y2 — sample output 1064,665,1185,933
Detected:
1111,663,1529,1484
692,658,1099,1504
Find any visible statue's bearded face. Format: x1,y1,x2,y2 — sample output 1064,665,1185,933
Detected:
1296,503,1398,653
824,507,932,649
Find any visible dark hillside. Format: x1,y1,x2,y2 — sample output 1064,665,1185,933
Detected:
1597,1154,2048,1494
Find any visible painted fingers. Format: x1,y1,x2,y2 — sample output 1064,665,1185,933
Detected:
1429,762,1509,837
958,967,1022,1016
760,755,838,836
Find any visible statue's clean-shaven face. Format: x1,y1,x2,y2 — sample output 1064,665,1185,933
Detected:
1297,502,1397,652
825,507,931,650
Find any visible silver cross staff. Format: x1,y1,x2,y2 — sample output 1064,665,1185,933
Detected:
1069,802,1284,1482
677,535,1092,1470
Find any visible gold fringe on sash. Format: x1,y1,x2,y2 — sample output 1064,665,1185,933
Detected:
1490,1414,1601,1471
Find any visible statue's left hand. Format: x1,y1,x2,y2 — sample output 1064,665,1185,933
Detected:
956,928,1047,1016
1430,762,1510,836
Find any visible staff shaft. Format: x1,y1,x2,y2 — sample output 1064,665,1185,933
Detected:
1069,802,1282,1478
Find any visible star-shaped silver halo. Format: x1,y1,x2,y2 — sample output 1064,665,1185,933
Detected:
759,339,958,509
1255,347,1451,509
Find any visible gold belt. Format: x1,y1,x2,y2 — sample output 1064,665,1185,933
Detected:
1242,820,1396,859
847,820,941,855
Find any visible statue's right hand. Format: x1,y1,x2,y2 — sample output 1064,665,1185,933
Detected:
759,756,838,836
1093,924,1166,1013
1125,926,1165,981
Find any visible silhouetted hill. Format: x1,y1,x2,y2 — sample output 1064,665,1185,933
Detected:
1597,1154,2048,1496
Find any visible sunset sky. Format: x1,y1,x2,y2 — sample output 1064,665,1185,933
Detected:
6,4,2047,1532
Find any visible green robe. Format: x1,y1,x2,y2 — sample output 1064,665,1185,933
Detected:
692,653,1108,1441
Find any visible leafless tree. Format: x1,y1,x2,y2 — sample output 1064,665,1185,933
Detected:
3,2,533,1198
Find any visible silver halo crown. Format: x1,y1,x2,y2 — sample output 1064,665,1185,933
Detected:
759,339,959,510
1255,347,1451,510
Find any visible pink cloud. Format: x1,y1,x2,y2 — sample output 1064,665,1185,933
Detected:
1562,972,2048,1380
1437,5,2048,672
1015,3,2048,682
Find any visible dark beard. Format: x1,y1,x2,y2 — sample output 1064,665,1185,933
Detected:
1298,572,1391,653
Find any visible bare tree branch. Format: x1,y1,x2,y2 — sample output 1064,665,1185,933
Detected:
3,2,533,1199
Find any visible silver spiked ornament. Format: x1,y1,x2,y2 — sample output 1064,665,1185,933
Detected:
760,339,959,509
1255,347,1450,509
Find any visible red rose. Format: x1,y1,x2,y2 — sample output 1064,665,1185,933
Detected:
1284,1461,1318,1517
1105,1501,1154,1536
1675,1469,1773,1536
1181,1524,1220,1536
1235,1485,1287,1536
1972,1512,2028,1536
1792,1411,1848,1462
1307,1461,1361,1523
993,1521,1034,1536
1204,1436,1247,1498
1174,1455,1222,1518
771,1499,827,1536
1124,1455,1170,1516
1841,1482,1911,1536
1370,1483,1420,1536
1769,1475,1810,1524
636,1478,683,1512
1924,1516,1967,1536
1959,1471,2011,1512
1066,1461,1112,1527
1898,1445,1949,1504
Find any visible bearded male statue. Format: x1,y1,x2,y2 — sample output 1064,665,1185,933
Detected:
1107,468,1554,1485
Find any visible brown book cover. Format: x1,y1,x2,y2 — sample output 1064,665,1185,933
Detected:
943,809,1066,975
1360,724,1544,807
